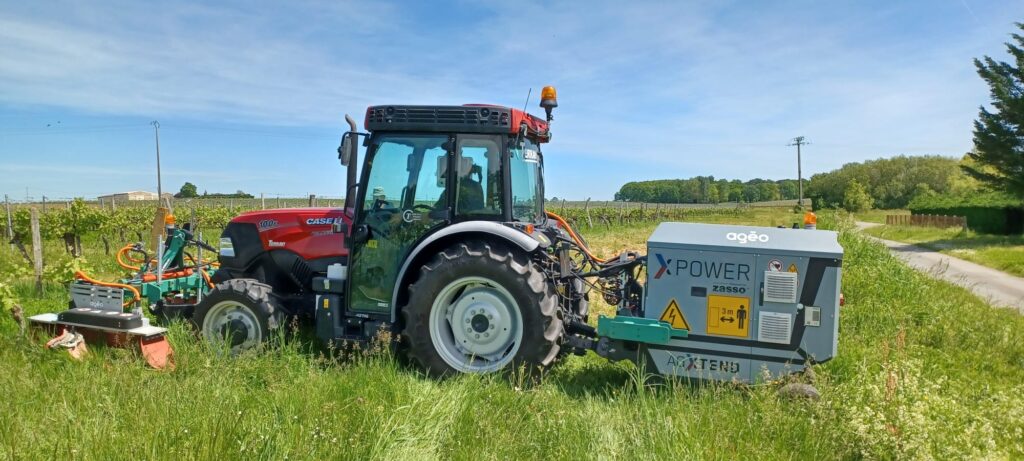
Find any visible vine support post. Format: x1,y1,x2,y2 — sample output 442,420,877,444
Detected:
4,194,12,250
30,208,43,296
584,198,593,229
261,193,266,210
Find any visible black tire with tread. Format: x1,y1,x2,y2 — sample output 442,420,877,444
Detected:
192,278,282,349
401,241,563,377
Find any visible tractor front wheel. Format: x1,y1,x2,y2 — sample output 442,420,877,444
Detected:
401,242,563,376
193,278,282,354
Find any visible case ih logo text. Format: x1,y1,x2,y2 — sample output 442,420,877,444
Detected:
726,231,769,244
653,254,751,281
306,217,339,226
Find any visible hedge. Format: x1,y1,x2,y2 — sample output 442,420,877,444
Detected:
908,192,1023,234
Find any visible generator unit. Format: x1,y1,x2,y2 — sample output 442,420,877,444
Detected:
635,222,842,382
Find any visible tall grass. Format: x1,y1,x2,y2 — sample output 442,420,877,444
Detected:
1,213,1022,459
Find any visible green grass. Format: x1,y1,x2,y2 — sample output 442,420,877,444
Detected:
862,224,1024,277
1,210,1023,459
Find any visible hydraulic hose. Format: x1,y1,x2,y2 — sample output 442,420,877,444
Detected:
199,268,214,289
545,211,610,264
74,270,141,307
116,244,148,270
184,253,219,268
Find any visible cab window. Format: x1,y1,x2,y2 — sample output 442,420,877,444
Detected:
454,134,502,217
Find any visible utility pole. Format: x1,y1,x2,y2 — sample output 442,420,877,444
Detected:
789,136,809,207
151,121,163,202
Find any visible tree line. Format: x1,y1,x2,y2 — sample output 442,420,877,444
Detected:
615,22,1024,213
614,177,801,204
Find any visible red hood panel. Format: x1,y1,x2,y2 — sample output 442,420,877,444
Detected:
232,208,351,259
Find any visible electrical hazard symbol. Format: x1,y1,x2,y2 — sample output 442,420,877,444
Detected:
706,295,750,338
659,299,690,330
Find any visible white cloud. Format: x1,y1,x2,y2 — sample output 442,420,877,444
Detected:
1,0,1022,199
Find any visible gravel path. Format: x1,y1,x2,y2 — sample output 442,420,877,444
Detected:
856,221,1024,313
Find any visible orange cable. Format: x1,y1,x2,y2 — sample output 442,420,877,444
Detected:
116,245,140,270
545,211,610,263
199,268,214,289
74,270,141,307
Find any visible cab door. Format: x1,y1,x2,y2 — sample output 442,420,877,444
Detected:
347,134,451,314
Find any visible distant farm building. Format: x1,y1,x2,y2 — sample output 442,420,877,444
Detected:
97,191,173,202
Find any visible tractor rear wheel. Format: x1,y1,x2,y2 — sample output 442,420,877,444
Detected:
401,242,563,376
193,278,282,354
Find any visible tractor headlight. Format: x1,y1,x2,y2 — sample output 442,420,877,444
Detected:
219,237,235,257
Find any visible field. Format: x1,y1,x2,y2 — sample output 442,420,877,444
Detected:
1,207,1023,460
862,224,1024,278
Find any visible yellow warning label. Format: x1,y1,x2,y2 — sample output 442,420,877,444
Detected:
788,263,799,273
659,299,690,330
706,295,750,337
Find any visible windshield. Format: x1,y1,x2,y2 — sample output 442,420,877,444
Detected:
509,140,544,223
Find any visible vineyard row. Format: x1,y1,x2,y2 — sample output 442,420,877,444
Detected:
1,198,797,252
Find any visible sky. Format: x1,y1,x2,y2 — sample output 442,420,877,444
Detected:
1,0,1022,201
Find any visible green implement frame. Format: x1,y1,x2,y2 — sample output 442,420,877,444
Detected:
597,315,688,345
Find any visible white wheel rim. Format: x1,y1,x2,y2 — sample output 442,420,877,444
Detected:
428,276,523,373
202,300,262,353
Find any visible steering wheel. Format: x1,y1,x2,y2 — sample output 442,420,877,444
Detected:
412,204,434,212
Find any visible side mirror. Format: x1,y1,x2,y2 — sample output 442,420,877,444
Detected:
332,221,348,234
338,133,352,166
351,224,370,244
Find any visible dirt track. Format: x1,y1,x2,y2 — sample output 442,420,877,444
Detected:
856,222,1024,313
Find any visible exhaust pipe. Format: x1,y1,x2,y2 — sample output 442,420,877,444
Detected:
343,114,358,212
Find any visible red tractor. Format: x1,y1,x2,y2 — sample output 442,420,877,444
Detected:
192,87,844,384
195,87,608,374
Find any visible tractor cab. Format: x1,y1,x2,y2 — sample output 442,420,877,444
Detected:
339,100,555,316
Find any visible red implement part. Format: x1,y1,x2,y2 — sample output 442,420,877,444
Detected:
40,325,174,370
139,335,175,370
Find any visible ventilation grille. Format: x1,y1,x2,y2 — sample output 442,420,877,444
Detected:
758,312,793,344
290,258,312,289
70,283,124,311
366,106,511,130
763,271,798,303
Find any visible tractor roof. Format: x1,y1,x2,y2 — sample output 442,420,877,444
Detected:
364,104,550,143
